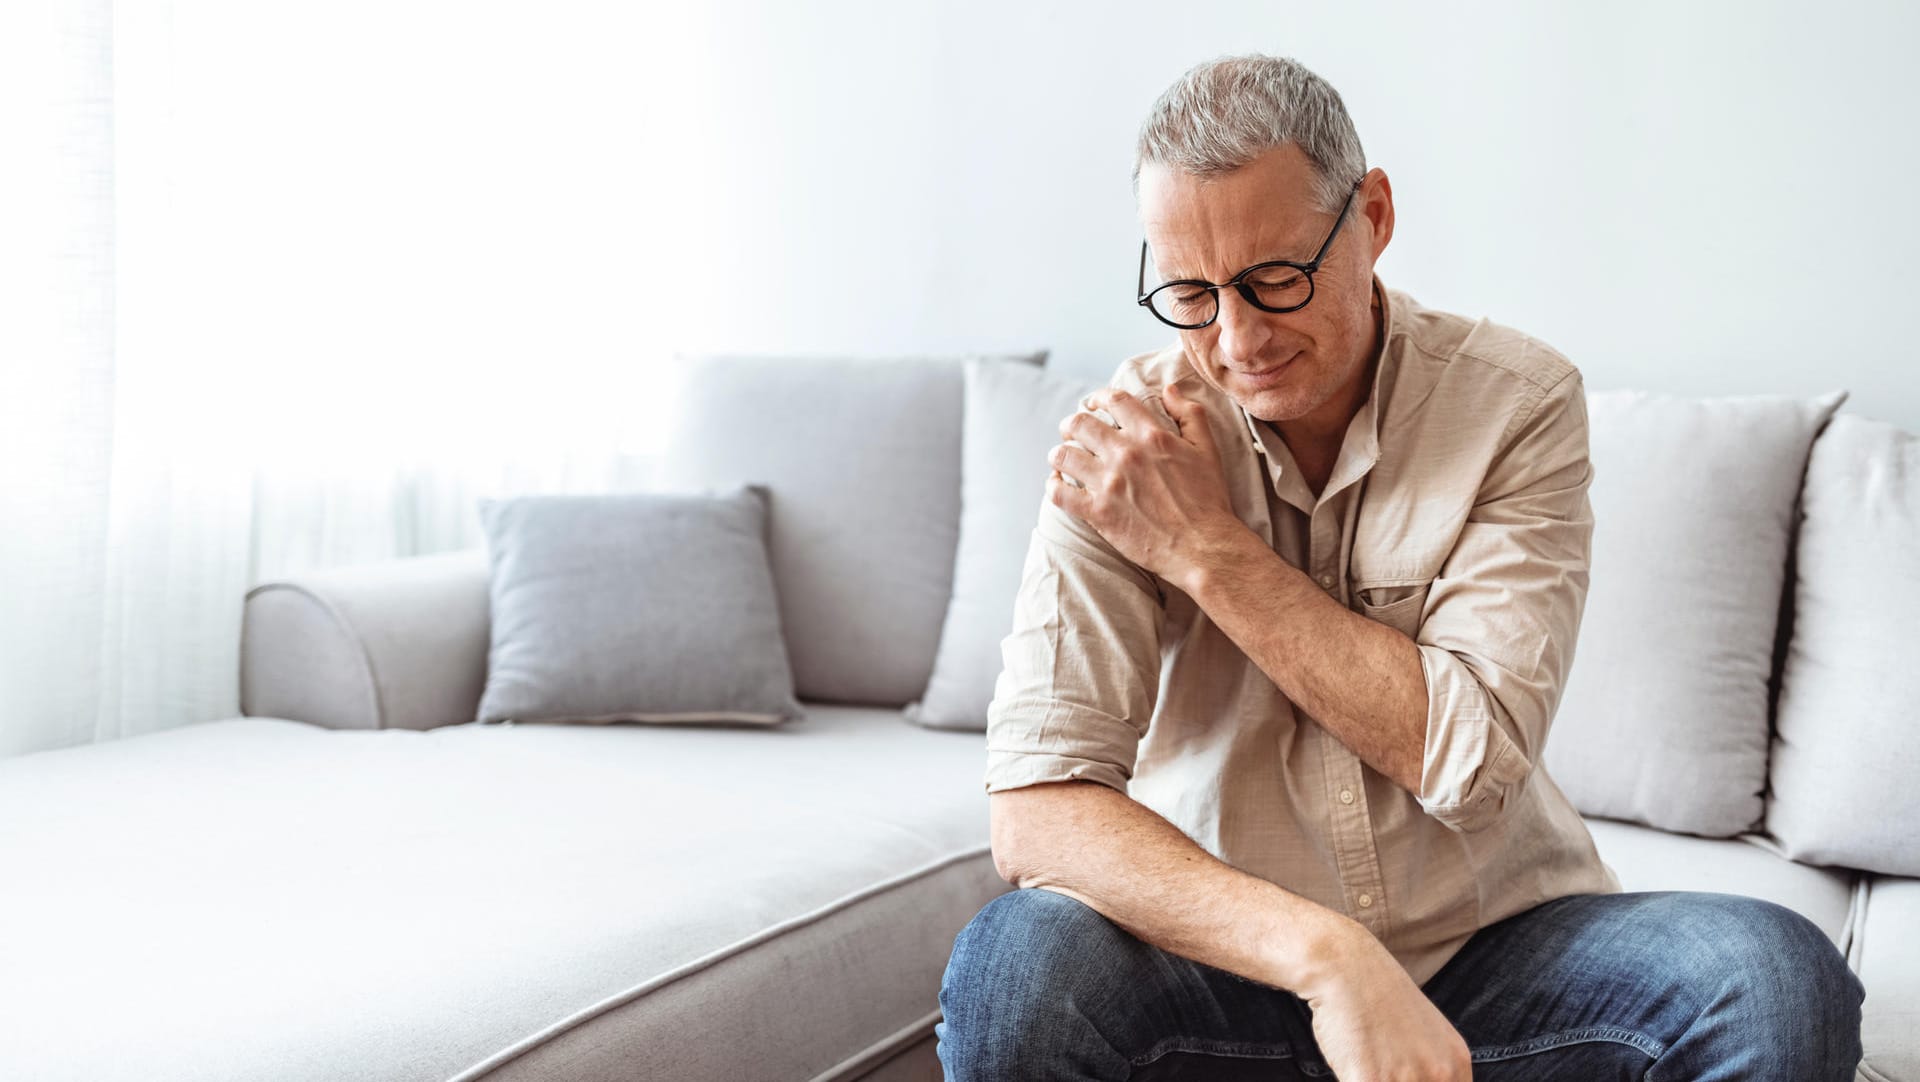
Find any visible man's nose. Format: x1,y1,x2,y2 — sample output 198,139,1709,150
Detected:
1212,288,1274,366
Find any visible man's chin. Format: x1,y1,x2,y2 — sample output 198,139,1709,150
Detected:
1235,385,1317,424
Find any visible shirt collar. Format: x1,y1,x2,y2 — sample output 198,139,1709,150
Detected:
1237,275,1394,488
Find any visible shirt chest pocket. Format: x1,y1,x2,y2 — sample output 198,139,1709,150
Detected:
1344,483,1456,640
1348,579,1432,640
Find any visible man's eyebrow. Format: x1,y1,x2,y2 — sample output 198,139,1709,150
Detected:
1162,251,1311,283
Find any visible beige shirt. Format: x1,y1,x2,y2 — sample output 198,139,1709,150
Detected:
983,277,1622,987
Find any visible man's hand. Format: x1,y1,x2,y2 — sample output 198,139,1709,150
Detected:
1047,383,1244,586
1299,925,1473,1082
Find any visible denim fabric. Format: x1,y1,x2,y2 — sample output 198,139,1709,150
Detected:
937,888,1863,1080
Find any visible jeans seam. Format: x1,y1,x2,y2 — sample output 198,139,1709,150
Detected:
1468,1024,1666,1063
1128,1035,1304,1069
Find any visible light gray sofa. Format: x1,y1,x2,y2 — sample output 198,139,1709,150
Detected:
0,351,1914,1082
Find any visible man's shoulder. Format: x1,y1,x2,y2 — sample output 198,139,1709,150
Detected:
1387,287,1580,396
1098,342,1193,430
1107,341,1189,397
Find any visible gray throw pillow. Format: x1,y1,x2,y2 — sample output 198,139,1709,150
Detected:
475,485,804,726
905,358,1108,731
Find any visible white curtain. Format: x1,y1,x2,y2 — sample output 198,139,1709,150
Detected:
1,0,117,760
2,0,692,759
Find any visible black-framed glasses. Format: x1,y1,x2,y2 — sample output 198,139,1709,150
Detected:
1136,177,1365,330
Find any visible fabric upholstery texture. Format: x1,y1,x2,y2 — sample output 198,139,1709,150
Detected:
906,358,1105,731
1852,877,1920,1082
1544,389,1846,837
654,350,1045,706
1769,414,1920,877
25,373,1920,1081
240,547,491,731
1581,816,1861,948
0,705,1006,1082
476,486,802,726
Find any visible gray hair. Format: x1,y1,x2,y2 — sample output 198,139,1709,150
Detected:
1134,54,1367,213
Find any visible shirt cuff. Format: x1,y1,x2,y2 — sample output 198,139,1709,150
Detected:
1415,644,1531,833
983,750,1132,796
983,694,1143,796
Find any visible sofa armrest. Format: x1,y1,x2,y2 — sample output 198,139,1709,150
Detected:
240,548,491,731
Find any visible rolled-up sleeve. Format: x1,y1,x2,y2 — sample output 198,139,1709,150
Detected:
1414,370,1595,833
983,488,1168,797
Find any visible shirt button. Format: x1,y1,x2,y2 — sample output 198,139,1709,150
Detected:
1339,787,1354,805
1357,893,1374,909
1318,573,1335,589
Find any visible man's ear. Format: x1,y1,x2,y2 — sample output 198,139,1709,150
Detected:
1361,167,1395,263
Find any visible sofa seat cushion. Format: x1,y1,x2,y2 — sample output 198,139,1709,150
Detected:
1852,877,1920,1082
0,706,1007,1082
1581,816,1862,949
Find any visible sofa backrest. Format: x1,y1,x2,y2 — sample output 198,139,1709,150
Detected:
653,351,1045,707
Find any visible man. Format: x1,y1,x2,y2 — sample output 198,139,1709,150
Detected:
935,54,1863,1081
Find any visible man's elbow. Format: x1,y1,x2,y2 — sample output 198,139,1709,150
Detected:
991,847,1026,887
989,819,1023,886
988,780,1112,887
989,791,1029,885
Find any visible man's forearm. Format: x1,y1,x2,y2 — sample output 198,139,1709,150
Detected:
991,780,1361,995
1171,524,1429,796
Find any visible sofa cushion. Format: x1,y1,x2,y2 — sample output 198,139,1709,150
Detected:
1768,414,1920,878
655,351,1045,707
0,705,1008,1082
1544,389,1846,837
1851,877,1920,1082
475,486,802,727
1581,816,1860,949
907,358,1107,731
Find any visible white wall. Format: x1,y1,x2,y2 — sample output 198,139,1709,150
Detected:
639,0,1920,428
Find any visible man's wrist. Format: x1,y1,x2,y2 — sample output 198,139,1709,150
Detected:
1281,909,1378,1000
1170,518,1267,598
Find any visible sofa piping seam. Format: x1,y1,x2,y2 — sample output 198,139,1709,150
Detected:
805,1006,944,1082
446,844,995,1082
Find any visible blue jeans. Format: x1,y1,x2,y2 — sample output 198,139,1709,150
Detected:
937,887,1864,1080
